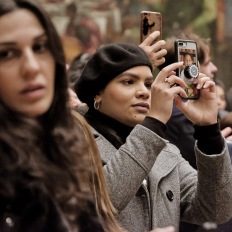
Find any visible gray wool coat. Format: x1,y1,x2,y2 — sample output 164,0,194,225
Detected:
92,124,232,232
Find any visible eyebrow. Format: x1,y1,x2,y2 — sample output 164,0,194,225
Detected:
118,72,154,80
0,32,47,46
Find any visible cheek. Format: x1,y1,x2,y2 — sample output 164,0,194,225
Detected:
0,88,19,113
45,57,55,75
108,91,129,106
0,74,17,106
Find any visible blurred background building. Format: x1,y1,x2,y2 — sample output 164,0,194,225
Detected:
40,0,232,92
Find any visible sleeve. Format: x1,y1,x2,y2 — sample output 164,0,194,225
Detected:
193,122,224,154
179,139,232,224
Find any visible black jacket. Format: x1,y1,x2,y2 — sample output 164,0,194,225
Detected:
0,188,104,232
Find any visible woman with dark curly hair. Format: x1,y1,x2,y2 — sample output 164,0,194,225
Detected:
0,1,124,231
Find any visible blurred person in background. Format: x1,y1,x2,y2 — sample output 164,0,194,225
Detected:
158,31,232,232
215,79,229,119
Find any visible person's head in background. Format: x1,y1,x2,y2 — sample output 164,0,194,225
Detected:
68,53,91,89
64,0,104,55
215,79,227,110
72,21,103,55
215,79,229,119
67,53,91,115
158,32,218,79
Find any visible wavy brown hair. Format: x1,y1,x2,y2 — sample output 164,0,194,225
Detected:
72,111,126,232
0,0,101,231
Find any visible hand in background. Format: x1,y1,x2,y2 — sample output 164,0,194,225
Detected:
139,31,167,68
68,88,86,109
221,127,232,142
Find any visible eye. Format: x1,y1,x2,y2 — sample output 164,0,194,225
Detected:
145,82,152,89
123,79,134,85
0,49,19,60
33,41,49,53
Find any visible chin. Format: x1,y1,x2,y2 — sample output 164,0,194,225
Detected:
25,108,50,118
130,117,145,126
21,102,51,118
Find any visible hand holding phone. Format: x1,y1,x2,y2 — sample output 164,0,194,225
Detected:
139,11,166,67
175,39,200,99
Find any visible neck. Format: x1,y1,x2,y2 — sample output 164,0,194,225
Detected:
85,109,133,149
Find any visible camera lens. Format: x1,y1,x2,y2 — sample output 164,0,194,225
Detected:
184,64,199,79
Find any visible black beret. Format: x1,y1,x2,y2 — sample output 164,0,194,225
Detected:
74,43,153,108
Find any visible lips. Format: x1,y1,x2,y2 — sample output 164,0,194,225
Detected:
132,102,150,112
21,84,43,93
132,102,150,109
20,83,46,100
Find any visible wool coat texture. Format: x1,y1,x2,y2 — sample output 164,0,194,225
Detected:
91,124,232,232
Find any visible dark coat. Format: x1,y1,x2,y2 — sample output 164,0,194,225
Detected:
0,188,104,232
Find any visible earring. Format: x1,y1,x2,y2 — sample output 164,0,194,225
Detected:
94,100,100,110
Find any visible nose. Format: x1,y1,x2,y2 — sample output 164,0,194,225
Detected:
22,48,40,79
211,62,218,74
136,84,150,99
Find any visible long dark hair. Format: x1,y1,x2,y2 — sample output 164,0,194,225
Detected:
0,0,101,230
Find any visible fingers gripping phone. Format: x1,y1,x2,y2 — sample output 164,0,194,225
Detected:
175,39,200,99
140,11,162,44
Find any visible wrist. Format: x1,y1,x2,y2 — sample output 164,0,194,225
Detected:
193,121,220,140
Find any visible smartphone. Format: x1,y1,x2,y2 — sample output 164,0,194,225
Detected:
140,11,162,44
175,39,200,99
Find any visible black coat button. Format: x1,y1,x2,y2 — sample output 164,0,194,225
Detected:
166,190,174,201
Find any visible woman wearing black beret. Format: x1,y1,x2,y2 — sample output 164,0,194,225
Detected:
74,43,232,232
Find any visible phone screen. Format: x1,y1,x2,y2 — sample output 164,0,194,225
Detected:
175,40,200,99
140,11,162,44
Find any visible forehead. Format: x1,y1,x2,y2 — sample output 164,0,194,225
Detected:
115,65,153,81
184,54,192,59
0,9,44,42
122,65,152,73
